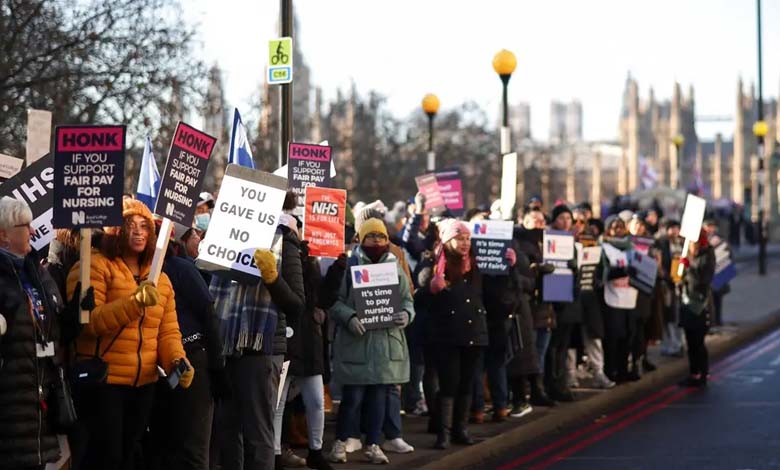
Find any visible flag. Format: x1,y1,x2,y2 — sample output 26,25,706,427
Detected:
229,108,255,169
136,136,160,210
639,156,658,189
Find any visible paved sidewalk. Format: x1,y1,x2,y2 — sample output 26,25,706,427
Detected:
298,257,780,469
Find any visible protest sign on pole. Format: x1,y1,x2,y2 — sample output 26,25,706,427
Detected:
414,173,446,213
26,109,52,165
0,153,24,181
576,243,601,292
53,125,126,323
677,194,707,277
350,261,401,330
470,220,513,275
712,242,737,290
303,186,345,258
542,230,575,302
150,123,216,284
435,168,464,217
628,250,658,294
0,154,54,251
500,152,518,221
287,142,332,199
196,164,288,283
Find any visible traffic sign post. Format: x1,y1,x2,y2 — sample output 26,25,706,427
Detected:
268,37,293,84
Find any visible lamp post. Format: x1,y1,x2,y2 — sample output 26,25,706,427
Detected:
672,133,684,190
755,0,767,275
422,93,440,171
493,49,517,155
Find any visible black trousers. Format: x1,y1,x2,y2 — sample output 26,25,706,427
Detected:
546,323,575,391
432,346,483,398
146,344,214,470
685,326,709,377
78,382,156,470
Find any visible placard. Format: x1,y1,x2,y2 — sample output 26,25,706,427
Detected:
471,220,513,275
576,244,601,292
435,168,464,216
303,186,346,258
53,125,125,228
196,165,287,282
631,236,655,255
680,194,707,240
500,152,517,221
0,153,24,180
350,261,400,330
156,122,216,226
0,154,54,251
543,230,575,261
628,250,658,294
414,173,445,213
712,242,736,291
602,242,638,309
288,142,332,199
26,109,52,165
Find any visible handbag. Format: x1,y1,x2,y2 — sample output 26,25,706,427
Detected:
504,314,524,365
49,366,78,432
70,324,127,385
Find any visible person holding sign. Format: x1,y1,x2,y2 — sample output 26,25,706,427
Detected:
415,219,488,450
678,229,716,387
327,219,414,465
0,197,64,470
65,198,192,469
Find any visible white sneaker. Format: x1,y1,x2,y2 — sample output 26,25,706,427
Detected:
381,437,414,454
364,444,390,464
345,437,363,453
328,440,347,463
592,371,616,389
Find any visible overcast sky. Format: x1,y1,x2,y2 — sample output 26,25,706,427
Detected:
189,0,780,142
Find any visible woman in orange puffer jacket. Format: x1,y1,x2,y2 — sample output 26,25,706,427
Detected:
66,198,192,470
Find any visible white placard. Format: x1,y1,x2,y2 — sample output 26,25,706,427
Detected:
26,109,52,165
543,231,575,261
0,153,23,179
578,245,602,266
680,194,707,240
500,153,517,221
471,220,514,240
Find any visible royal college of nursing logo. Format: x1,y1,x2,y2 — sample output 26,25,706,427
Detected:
547,238,557,254
353,269,370,284
473,223,488,235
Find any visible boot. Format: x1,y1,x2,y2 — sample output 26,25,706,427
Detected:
306,449,334,470
426,393,439,434
451,394,475,445
433,397,453,449
529,375,556,407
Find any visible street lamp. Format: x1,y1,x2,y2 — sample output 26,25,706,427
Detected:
672,133,684,190
493,49,517,155
422,93,440,171
754,120,768,274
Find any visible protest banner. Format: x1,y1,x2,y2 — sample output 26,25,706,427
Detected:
712,242,737,290
470,220,513,275
303,186,345,258
0,153,54,252
53,125,125,229
435,168,464,216
542,230,575,302
288,142,332,199
576,243,601,292
350,261,401,330
631,236,655,255
197,164,288,283
414,173,446,213
602,242,638,309
677,194,707,277
628,250,658,294
0,153,23,181
500,153,517,220
26,109,52,165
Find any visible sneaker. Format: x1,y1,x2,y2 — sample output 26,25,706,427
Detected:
281,448,306,467
509,402,533,418
381,437,414,454
328,440,347,463
345,437,363,453
592,371,616,389
364,444,390,464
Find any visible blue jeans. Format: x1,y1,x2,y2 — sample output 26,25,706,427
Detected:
337,385,388,445
382,386,403,440
536,328,552,373
401,363,425,412
471,346,508,412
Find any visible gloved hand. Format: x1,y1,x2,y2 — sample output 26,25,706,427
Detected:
253,249,279,283
173,357,195,389
393,310,410,328
414,192,426,214
335,253,348,270
533,263,556,275
506,248,517,267
209,367,233,402
313,307,327,325
627,265,638,277
347,315,366,336
566,259,577,270
81,286,95,311
680,257,690,268
430,275,446,294
133,281,159,307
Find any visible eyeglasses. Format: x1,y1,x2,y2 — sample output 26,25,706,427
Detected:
13,222,32,229
364,232,388,241
126,222,151,233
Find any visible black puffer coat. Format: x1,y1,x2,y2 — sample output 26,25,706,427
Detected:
268,227,306,356
507,247,541,377
514,227,556,330
0,250,63,469
680,245,716,330
288,241,325,377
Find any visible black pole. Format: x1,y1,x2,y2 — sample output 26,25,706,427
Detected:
500,74,511,127
757,0,766,275
280,0,293,167
427,113,434,153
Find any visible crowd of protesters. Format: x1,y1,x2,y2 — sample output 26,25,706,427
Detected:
0,185,727,469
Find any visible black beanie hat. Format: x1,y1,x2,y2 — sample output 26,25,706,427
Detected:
551,204,573,223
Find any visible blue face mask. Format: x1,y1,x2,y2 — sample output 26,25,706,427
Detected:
194,213,211,231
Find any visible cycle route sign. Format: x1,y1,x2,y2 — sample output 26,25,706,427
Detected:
268,37,293,84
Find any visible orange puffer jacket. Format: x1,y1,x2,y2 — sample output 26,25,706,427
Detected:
66,251,185,387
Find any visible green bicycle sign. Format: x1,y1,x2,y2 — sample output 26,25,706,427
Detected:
268,37,293,84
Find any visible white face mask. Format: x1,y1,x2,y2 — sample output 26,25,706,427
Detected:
194,213,211,231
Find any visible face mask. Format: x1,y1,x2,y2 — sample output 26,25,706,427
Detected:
362,244,389,263
194,213,211,231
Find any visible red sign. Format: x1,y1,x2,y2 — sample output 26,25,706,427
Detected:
56,126,124,152
414,173,445,213
303,186,346,258
173,122,215,159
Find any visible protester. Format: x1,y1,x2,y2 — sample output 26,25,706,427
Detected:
704,219,731,327
416,219,487,449
0,197,64,470
679,229,716,387
66,198,192,470
658,220,685,357
327,218,414,465
210,217,304,470
401,193,436,268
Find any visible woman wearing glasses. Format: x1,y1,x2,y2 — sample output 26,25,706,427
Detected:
0,197,64,470
66,199,192,470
